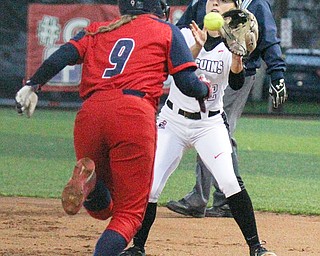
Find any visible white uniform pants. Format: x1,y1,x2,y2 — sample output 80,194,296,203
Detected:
149,106,241,203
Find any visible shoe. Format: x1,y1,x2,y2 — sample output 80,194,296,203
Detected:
118,245,146,256
205,205,233,218
166,199,205,218
61,157,96,215
250,244,277,256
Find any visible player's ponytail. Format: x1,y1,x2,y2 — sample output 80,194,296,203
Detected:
86,15,137,36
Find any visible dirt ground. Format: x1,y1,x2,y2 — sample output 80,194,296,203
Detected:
0,197,319,256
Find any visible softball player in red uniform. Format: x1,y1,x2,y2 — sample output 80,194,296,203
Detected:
14,1,213,255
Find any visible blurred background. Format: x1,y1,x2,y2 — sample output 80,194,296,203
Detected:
1,0,319,117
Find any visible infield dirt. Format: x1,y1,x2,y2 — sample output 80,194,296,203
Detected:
0,197,319,255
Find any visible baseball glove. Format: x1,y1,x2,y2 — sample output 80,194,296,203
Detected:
220,9,258,56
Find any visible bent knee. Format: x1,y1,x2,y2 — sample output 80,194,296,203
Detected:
220,180,241,198
106,212,144,243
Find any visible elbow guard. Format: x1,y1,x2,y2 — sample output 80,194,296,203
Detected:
229,69,245,90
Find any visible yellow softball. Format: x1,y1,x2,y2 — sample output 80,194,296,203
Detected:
203,12,224,31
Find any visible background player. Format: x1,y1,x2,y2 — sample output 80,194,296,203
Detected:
120,1,277,256
167,0,288,218
14,1,212,255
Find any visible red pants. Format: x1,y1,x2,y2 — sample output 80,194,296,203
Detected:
73,90,157,242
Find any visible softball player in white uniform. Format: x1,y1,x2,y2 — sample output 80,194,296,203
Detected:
120,1,277,255
150,28,240,202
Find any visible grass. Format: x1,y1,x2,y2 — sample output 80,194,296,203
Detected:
244,100,320,116
1,107,319,215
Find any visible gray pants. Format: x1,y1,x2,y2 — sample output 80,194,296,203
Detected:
183,75,256,209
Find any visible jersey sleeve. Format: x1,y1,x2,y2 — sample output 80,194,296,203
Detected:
167,23,197,75
68,22,103,61
68,29,90,62
180,28,195,48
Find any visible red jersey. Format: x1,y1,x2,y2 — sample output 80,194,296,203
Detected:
69,14,197,108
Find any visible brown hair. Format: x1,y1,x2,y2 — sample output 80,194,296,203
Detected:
86,15,137,36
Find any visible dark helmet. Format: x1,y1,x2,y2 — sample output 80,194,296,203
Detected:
118,0,169,19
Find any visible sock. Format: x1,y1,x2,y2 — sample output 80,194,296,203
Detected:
133,202,157,250
94,229,127,256
84,180,111,211
227,189,260,248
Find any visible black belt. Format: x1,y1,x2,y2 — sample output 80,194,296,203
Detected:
123,89,145,98
83,89,145,100
166,99,220,120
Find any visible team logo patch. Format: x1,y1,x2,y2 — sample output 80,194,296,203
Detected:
158,120,167,129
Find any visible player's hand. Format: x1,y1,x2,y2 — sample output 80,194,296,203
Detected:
197,74,213,113
15,81,40,118
190,20,207,47
269,78,287,108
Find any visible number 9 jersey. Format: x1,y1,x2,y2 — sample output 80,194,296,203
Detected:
69,14,197,110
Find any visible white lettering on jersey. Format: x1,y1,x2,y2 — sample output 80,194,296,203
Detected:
195,58,224,74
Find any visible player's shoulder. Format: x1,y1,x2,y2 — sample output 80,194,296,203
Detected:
180,27,192,36
179,27,193,43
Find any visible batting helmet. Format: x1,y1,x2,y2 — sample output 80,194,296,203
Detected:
118,0,169,18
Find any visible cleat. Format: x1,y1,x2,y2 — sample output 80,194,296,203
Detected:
205,205,233,218
166,199,205,218
118,245,146,256
61,157,96,215
250,243,277,256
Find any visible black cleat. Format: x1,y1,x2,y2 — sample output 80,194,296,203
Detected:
166,199,205,218
118,245,146,256
205,205,233,218
250,243,277,256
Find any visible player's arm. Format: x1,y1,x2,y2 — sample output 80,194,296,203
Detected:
229,54,245,90
27,43,80,86
250,2,286,107
168,24,209,99
173,68,209,99
254,1,285,79
15,42,80,117
189,21,207,58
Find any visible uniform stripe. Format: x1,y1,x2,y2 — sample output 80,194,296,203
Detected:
241,0,253,9
192,0,199,6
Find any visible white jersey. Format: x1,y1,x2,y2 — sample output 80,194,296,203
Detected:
167,28,232,113
149,27,241,204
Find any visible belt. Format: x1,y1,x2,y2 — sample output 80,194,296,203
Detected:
123,89,146,98
83,89,145,100
166,99,220,120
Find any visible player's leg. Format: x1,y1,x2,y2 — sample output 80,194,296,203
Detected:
208,139,242,217
166,153,211,218
70,92,157,255
120,114,187,255
99,97,157,254
166,75,257,218
62,98,116,217
61,157,97,216
69,101,114,220
208,75,256,215
68,96,130,255
195,120,272,255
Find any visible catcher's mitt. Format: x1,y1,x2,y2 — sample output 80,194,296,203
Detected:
220,9,258,56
